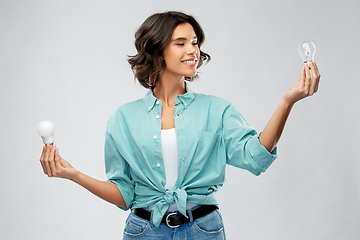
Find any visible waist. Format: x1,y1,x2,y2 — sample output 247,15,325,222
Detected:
145,202,199,212
133,205,219,228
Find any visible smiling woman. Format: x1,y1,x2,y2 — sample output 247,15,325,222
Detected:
39,10,320,240
162,23,200,79
127,11,210,88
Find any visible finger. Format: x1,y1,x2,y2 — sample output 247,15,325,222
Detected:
308,62,318,95
310,62,320,79
48,145,57,176
43,144,52,176
40,145,45,160
304,63,311,94
312,62,321,92
299,63,306,83
308,62,320,92
54,147,63,171
40,145,47,174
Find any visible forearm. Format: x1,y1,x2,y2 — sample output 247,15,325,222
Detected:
259,62,321,152
259,97,293,152
71,171,126,208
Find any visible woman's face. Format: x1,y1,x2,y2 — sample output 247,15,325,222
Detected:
162,22,200,79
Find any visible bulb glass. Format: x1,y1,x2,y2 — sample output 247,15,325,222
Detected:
37,120,55,145
298,41,316,65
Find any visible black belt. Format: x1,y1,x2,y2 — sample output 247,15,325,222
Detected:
133,205,218,228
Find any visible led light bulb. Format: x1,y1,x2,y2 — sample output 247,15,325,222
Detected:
298,41,316,66
37,120,55,145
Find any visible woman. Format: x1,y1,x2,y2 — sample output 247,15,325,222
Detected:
40,11,320,239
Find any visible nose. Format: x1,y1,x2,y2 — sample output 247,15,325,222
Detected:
187,44,198,56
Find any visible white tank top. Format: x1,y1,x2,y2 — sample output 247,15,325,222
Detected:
146,128,197,212
162,128,178,188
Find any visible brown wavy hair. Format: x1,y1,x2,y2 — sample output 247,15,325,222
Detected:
128,11,211,89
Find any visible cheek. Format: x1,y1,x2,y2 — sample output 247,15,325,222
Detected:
164,56,177,68
167,54,181,66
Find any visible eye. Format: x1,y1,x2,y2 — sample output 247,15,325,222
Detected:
176,43,185,46
192,42,198,45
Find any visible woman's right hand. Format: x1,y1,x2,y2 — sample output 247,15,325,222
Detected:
40,144,79,181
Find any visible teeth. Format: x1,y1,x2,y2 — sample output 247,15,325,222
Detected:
184,60,196,64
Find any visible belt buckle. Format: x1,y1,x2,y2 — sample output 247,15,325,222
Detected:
166,212,180,228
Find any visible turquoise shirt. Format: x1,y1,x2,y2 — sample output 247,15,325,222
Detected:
105,86,277,227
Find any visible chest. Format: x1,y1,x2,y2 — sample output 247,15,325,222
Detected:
161,104,175,129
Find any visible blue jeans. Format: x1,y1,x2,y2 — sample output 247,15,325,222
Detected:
123,206,226,239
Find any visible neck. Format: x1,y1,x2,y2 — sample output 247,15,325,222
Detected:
153,72,186,107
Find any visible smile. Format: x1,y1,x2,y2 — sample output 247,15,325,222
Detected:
182,59,197,66
183,60,196,64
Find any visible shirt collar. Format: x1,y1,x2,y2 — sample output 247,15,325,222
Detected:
143,85,195,112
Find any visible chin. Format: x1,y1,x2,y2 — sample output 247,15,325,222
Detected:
185,75,196,79
184,71,197,78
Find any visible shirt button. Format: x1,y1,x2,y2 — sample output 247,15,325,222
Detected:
184,103,187,106
177,97,180,100
179,132,182,136
157,163,161,167
153,135,157,140
182,158,184,163
156,115,160,119
156,101,160,104
177,113,180,117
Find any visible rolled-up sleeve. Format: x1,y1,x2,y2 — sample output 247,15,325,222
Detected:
105,130,135,210
223,103,277,176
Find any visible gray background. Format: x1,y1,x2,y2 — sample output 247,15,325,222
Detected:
1,0,359,239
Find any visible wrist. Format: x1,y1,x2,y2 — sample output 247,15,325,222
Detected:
281,96,295,109
69,169,81,183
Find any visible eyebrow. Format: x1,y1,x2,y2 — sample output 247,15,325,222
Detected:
172,36,198,42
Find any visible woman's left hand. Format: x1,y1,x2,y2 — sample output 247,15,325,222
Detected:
283,62,321,105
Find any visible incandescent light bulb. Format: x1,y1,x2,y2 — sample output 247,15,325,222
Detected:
298,41,316,66
37,120,55,145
